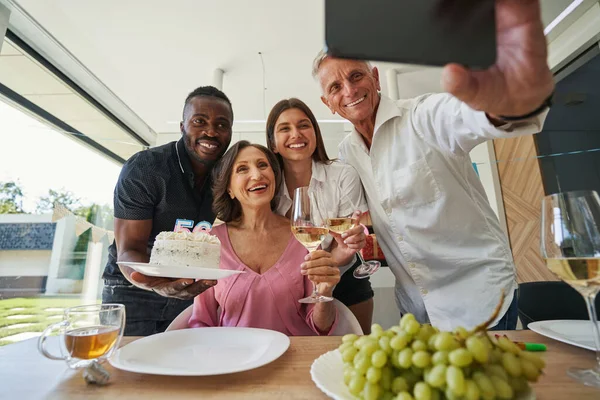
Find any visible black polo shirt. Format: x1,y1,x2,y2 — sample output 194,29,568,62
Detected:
103,138,215,281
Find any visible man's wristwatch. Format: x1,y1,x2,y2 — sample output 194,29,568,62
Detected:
497,92,554,122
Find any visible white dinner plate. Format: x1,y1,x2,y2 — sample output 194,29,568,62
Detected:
528,320,599,351
117,261,244,280
310,350,535,400
109,327,290,376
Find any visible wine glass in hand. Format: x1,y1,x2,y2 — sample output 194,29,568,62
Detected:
291,187,332,303
541,191,600,387
327,214,380,279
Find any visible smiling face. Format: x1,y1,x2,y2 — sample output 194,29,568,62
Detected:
228,146,277,210
271,108,317,163
180,96,233,166
266,98,332,168
317,57,381,125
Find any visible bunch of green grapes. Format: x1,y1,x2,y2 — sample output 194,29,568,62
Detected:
338,314,545,400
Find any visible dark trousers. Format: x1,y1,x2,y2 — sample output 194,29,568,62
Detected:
333,258,374,306
102,279,192,336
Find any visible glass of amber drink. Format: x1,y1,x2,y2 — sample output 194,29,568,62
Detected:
38,304,125,369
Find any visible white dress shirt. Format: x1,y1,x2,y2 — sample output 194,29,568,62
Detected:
339,94,548,331
275,159,368,256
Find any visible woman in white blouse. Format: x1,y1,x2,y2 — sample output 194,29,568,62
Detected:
266,98,374,333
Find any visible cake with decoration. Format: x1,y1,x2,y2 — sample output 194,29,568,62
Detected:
149,231,221,268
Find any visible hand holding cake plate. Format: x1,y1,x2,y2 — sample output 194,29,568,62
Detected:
117,230,242,298
117,261,244,280
122,265,220,300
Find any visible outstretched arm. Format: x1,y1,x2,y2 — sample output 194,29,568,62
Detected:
441,0,554,119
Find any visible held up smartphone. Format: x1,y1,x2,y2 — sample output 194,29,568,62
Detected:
324,0,497,69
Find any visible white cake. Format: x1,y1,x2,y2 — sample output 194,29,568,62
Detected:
149,231,221,268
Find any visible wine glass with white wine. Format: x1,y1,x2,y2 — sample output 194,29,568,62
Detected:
291,186,333,303
326,214,380,279
541,190,600,387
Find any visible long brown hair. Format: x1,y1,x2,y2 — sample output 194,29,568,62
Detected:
266,98,333,170
211,140,282,223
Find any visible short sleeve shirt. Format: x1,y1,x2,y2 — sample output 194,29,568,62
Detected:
103,139,216,280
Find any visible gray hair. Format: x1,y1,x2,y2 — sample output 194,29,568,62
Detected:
311,49,373,80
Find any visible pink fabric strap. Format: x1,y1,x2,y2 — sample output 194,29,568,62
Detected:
359,223,369,235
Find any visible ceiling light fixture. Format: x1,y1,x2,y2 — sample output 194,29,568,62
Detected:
259,51,267,120
544,0,584,35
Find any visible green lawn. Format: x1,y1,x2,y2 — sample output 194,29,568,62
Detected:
0,297,96,346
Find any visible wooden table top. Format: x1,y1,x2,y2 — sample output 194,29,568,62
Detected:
0,330,598,399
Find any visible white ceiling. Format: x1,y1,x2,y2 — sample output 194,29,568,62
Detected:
8,0,578,139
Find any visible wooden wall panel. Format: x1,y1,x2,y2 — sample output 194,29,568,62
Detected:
493,135,557,283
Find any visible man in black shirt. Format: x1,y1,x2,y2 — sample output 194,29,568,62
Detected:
103,86,234,336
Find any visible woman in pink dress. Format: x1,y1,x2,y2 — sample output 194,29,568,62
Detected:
189,141,358,335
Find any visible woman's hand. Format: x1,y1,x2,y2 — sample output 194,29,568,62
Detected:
301,250,341,296
330,211,367,266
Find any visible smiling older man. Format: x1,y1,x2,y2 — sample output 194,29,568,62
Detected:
313,0,555,331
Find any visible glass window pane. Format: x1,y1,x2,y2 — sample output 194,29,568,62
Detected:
0,98,121,347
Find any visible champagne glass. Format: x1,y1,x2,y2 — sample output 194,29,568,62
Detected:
291,186,333,303
541,191,600,387
326,215,380,279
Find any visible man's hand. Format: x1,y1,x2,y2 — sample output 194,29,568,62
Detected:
114,219,216,300
129,269,216,300
118,264,216,300
441,0,555,117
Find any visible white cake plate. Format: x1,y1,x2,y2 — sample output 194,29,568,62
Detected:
117,261,244,280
